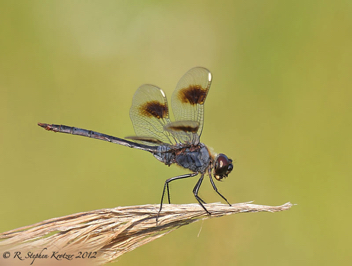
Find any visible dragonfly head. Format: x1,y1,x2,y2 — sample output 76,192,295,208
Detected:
213,153,233,181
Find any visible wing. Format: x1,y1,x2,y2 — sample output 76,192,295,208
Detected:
129,84,174,145
171,67,212,139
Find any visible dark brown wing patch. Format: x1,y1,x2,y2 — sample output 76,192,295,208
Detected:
139,100,168,119
164,121,200,133
167,124,199,133
178,85,208,105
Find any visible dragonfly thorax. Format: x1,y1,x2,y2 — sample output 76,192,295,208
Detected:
153,143,211,173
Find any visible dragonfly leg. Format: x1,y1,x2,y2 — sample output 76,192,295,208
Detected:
208,170,231,206
193,174,211,215
157,172,198,222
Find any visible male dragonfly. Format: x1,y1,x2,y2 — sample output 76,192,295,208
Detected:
38,67,234,219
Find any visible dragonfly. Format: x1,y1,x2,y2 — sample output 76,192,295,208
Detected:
38,67,233,219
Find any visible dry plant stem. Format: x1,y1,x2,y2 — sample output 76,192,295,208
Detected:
0,202,292,265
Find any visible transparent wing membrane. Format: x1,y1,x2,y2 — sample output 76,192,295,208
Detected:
171,67,212,138
129,84,174,145
129,67,212,145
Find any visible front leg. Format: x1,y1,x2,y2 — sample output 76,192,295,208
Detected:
208,168,231,206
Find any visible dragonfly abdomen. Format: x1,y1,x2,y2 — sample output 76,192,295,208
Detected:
152,145,175,166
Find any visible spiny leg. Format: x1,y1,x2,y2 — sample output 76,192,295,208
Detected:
208,169,231,206
157,172,198,222
193,174,211,215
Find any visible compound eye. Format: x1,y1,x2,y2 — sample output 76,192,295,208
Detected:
213,154,233,180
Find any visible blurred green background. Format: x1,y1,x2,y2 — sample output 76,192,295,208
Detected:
1,0,351,265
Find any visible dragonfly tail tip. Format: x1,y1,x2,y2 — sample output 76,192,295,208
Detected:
38,123,50,130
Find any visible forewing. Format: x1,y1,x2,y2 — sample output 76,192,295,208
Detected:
171,67,212,138
129,84,173,145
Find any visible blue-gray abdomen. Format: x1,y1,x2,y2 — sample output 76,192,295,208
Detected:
153,145,174,166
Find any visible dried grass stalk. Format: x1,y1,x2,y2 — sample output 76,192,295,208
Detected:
0,202,292,265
